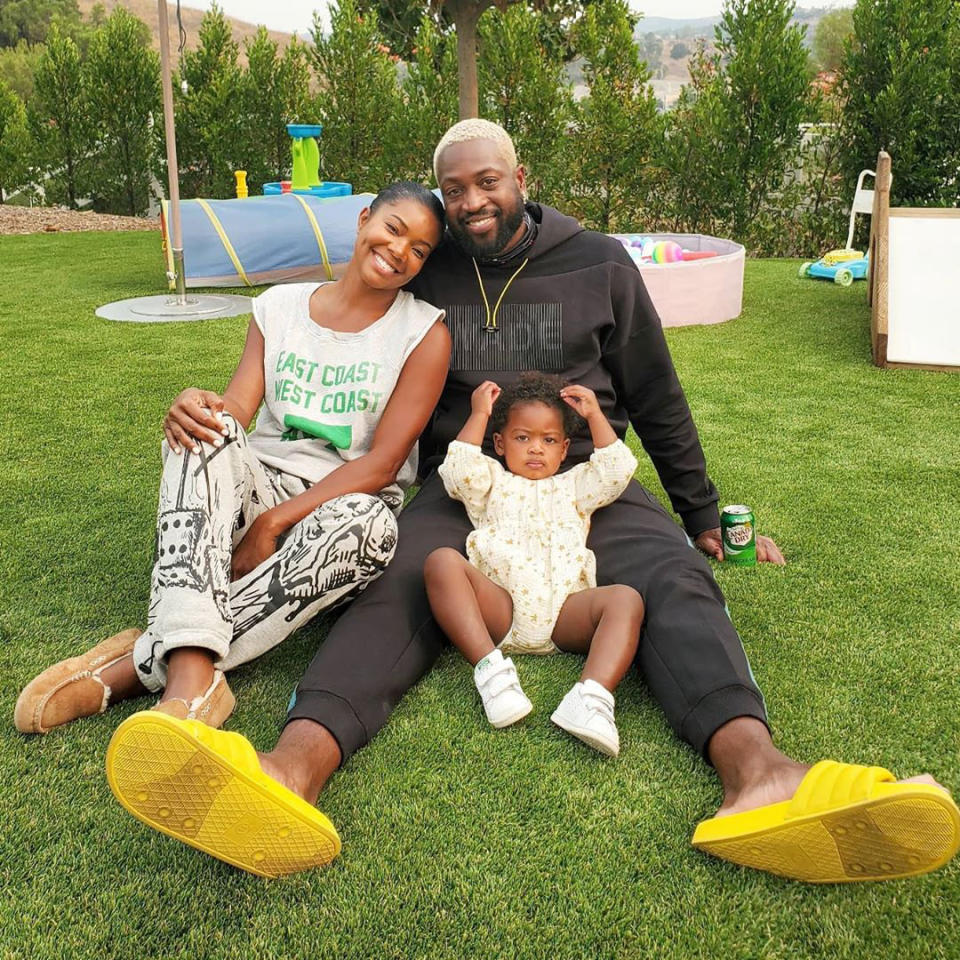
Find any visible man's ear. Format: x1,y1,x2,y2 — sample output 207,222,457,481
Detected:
560,437,570,461
515,164,527,200
493,432,505,456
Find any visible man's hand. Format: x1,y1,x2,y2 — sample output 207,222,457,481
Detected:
470,380,501,417
164,388,229,454
694,528,786,566
231,513,282,581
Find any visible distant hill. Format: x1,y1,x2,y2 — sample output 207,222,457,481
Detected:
636,16,721,37
76,0,297,60
637,7,834,45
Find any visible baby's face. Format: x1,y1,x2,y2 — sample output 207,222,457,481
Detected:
493,402,570,480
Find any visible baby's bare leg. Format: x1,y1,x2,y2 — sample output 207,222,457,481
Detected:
552,586,644,691
423,548,513,665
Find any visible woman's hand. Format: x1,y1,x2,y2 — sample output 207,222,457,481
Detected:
471,380,501,417
231,513,282,581
164,389,230,454
559,384,601,420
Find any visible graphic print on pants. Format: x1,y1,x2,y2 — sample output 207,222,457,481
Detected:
134,415,398,692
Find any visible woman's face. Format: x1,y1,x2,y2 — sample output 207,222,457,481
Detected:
353,198,442,291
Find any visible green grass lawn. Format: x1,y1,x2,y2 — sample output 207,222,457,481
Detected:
1,231,958,959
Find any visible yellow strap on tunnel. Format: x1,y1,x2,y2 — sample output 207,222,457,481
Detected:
195,198,251,287
291,193,334,281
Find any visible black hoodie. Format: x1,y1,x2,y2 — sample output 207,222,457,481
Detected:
408,202,720,537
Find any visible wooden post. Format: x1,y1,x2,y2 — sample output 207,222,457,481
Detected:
869,150,891,366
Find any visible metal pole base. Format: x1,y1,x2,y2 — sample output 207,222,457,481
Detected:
95,294,252,323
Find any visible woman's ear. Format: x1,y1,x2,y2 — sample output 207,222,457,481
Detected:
493,432,505,456
357,207,371,229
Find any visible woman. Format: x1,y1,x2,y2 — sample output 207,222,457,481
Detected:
16,181,450,733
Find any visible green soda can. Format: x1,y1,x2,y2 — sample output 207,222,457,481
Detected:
721,505,757,565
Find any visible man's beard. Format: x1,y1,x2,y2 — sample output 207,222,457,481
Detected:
447,191,525,259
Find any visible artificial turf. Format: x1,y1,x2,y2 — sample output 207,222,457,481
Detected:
1,230,958,959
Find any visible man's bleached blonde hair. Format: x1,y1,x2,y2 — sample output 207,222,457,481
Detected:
432,119,518,183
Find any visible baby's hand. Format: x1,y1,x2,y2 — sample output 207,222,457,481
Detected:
560,384,601,419
471,380,501,416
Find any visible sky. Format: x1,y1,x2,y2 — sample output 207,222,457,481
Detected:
180,1,854,38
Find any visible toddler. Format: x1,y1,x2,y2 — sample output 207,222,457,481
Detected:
423,372,643,756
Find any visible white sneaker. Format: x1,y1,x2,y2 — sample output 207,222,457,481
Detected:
551,678,620,757
473,649,532,728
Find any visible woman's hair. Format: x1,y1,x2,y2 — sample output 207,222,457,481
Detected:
491,372,579,437
370,180,444,230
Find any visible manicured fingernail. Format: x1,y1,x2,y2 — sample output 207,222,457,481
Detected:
213,437,223,447
173,445,181,455
215,410,224,420
221,426,229,435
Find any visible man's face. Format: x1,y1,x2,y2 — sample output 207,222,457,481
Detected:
436,139,527,258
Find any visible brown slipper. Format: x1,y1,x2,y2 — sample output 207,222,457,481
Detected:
14,628,142,734
151,670,236,728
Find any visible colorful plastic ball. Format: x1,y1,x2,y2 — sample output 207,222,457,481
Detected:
652,240,683,263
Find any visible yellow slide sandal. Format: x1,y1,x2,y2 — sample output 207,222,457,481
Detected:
106,710,341,878
692,760,960,883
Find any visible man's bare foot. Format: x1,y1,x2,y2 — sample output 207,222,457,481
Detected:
715,759,809,817
708,718,949,818
257,719,342,806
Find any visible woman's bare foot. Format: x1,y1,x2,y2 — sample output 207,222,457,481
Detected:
99,653,149,700
158,647,216,705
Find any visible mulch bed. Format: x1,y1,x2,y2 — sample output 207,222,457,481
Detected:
0,205,159,236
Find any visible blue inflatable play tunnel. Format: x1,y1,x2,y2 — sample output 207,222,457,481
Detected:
161,192,374,289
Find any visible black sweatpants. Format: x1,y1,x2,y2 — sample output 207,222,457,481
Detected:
287,470,768,762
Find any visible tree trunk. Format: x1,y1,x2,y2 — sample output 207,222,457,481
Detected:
447,0,490,119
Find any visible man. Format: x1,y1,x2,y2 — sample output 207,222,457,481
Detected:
106,120,959,882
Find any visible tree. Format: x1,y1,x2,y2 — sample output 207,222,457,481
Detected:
0,0,82,48
478,3,574,202
83,8,160,215
0,40,44,102
311,0,402,192
640,32,662,69
565,0,661,232
31,23,88,208
670,41,689,59
661,0,811,244
0,79,31,201
357,0,595,64
238,29,313,191
840,0,960,208
395,15,459,182
174,4,243,199
812,7,853,73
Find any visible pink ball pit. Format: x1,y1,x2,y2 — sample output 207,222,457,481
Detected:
610,233,745,328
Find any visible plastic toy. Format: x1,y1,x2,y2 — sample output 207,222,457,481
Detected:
263,123,351,199
799,168,883,287
798,249,869,287
234,169,248,199
613,234,719,266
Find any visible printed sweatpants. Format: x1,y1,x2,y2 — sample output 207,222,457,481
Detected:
288,469,768,764
133,413,398,692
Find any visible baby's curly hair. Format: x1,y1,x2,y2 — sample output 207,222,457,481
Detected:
490,372,579,437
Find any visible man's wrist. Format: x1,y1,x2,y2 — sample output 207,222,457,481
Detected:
682,504,721,539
